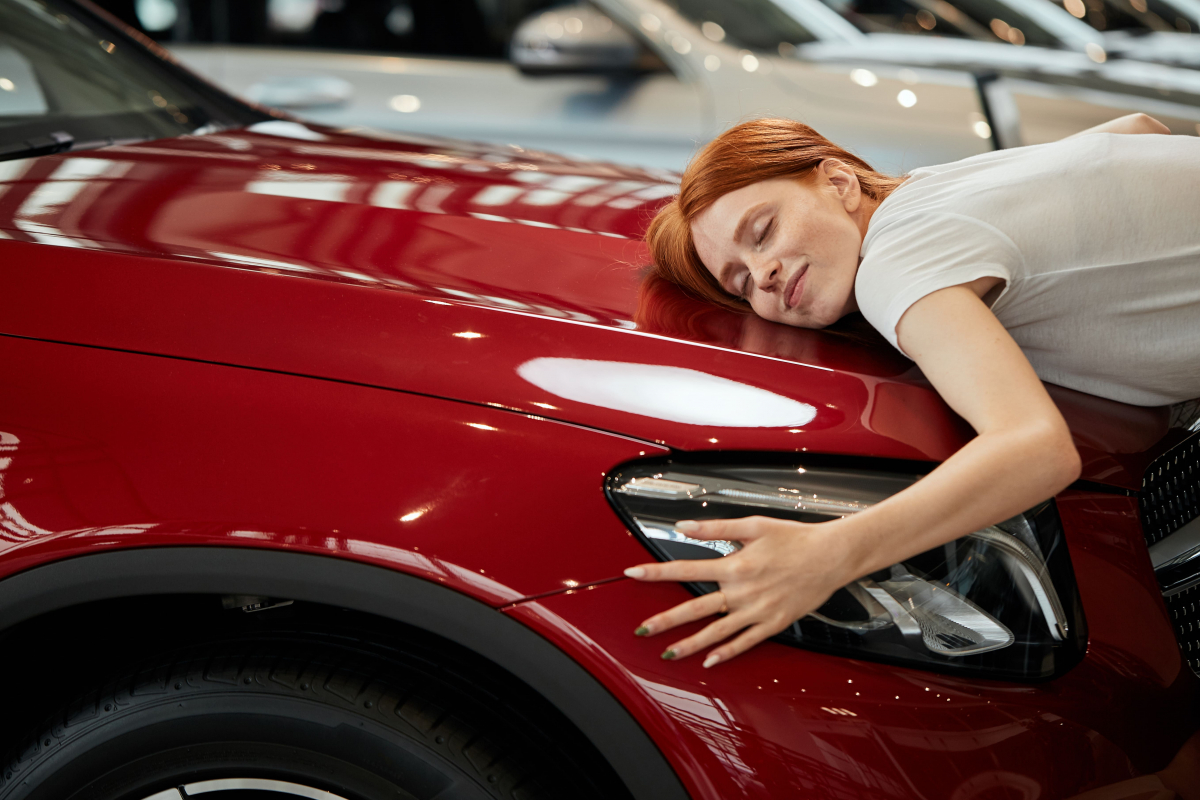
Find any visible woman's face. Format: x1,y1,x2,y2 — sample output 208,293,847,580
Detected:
690,161,871,329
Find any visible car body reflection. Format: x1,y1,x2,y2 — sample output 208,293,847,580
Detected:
518,357,819,427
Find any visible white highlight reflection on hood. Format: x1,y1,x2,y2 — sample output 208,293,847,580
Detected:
247,120,329,141
518,358,816,428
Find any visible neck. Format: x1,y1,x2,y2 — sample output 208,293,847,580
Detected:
854,193,883,239
846,190,889,318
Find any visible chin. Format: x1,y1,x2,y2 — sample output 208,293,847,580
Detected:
760,303,833,330
779,315,826,331
795,306,840,330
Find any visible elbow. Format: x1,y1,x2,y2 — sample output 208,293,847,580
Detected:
1129,113,1170,135
1045,426,1082,493
1006,420,1081,495
1058,438,1083,490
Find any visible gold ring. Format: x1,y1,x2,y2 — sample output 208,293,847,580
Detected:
716,591,728,614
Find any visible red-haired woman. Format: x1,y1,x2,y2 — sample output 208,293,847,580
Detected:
624,113,1199,669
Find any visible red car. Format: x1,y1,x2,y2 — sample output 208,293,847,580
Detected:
1,2,1197,799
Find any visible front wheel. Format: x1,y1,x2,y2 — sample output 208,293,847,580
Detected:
0,639,589,800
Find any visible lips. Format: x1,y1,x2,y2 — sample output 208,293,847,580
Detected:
784,264,808,310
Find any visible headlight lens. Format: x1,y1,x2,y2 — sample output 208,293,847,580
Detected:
607,460,1086,681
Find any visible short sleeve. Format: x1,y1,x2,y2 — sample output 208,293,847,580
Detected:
854,211,1021,354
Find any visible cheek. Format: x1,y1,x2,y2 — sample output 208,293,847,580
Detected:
797,213,849,261
778,216,816,257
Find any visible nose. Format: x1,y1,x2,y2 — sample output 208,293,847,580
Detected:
748,254,782,292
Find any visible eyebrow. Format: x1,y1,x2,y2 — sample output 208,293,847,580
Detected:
718,202,768,287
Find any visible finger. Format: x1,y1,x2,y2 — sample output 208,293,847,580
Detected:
635,591,727,638
675,516,770,542
702,620,788,668
660,611,753,661
624,556,735,583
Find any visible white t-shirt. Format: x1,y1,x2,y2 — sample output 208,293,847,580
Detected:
855,133,1200,406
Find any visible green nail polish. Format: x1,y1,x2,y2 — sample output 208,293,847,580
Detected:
635,626,649,637
661,649,676,660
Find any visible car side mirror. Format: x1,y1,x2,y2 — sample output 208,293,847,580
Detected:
510,3,663,75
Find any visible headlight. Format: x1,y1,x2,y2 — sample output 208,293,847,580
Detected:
606,460,1086,681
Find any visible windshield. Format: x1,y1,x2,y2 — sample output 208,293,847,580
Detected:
656,0,820,50
817,0,1064,46
0,0,264,161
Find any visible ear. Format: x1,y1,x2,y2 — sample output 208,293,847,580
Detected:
818,159,863,213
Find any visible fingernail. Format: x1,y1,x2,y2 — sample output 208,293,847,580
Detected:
661,649,677,660
624,567,646,579
703,653,722,669
634,625,650,637
675,520,700,533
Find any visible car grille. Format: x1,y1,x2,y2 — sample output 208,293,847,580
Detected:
1141,436,1199,548
1165,585,1200,677
1141,433,1200,676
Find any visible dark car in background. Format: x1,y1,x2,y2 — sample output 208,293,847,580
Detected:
1,2,1199,799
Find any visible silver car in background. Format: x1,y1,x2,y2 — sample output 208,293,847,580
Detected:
155,0,1200,173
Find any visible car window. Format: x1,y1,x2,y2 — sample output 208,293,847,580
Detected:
818,0,1063,46
817,0,988,38
654,0,820,49
0,0,260,158
91,0,566,58
945,0,1063,45
1048,0,1191,32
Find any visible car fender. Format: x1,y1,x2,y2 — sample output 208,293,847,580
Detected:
0,545,691,800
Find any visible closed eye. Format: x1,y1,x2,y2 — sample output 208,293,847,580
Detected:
736,271,750,301
756,217,775,247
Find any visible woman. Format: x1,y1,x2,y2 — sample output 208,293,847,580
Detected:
624,113,1200,669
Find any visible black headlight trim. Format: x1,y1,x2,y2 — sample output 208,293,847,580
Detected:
606,455,1088,683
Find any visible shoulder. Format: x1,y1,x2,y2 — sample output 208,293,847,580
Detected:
861,206,1022,265
864,149,1028,231
855,211,1022,351
861,138,1111,250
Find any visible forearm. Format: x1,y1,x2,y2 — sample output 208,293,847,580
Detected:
842,285,1084,581
834,421,1080,581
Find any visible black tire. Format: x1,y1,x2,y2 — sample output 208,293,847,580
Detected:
0,637,598,800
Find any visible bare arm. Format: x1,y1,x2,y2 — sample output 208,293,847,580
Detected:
624,286,1080,666
1066,112,1170,138
842,286,1081,574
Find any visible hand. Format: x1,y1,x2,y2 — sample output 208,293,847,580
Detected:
624,515,860,668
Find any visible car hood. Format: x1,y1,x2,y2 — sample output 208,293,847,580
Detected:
0,123,1180,488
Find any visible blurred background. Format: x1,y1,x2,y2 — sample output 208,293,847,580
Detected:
90,0,557,57
89,0,1199,51
85,0,1200,172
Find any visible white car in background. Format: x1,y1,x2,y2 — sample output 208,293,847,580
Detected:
165,0,1200,173
811,0,1200,69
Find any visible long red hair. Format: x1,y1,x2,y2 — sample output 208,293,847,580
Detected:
645,118,905,312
